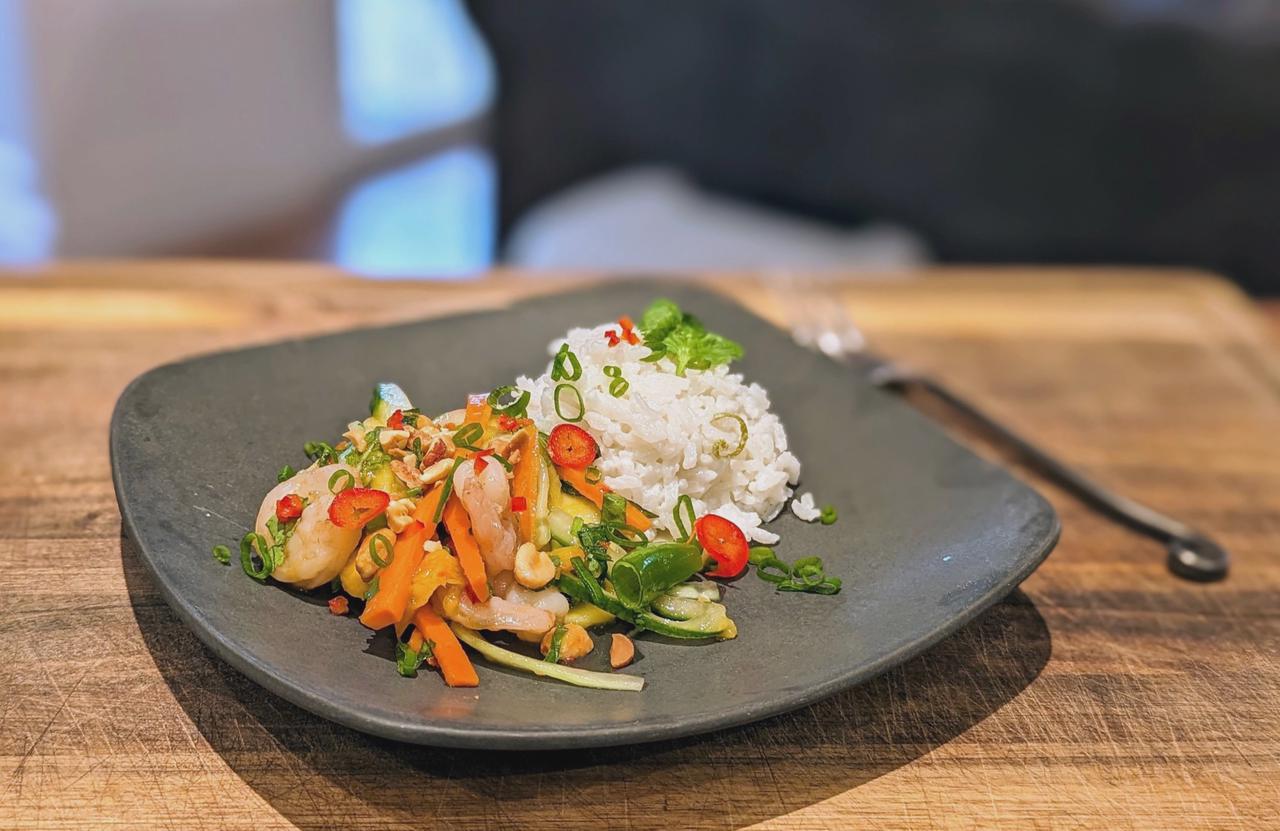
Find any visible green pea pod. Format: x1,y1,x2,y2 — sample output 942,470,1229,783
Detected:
609,543,704,610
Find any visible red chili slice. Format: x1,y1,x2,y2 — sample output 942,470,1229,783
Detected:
510,496,528,512
618,314,636,333
547,423,598,468
327,487,390,529
604,329,621,347
473,453,489,474
386,409,404,430
275,493,304,522
695,514,750,578
327,595,350,615
497,414,520,432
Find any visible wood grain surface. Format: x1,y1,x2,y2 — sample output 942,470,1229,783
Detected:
1,262,1278,830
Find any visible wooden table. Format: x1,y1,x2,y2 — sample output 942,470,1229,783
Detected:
2,262,1278,830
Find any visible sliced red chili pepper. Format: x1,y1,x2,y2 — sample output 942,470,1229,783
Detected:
510,496,528,512
618,314,636,333
623,329,641,345
695,514,750,578
327,487,391,529
473,454,489,474
547,423,598,468
497,414,520,432
604,329,621,347
386,409,404,430
327,595,350,616
275,493,304,522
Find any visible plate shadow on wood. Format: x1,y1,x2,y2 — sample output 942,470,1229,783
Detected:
123,529,1051,830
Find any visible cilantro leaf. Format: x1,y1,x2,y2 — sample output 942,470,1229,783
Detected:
395,639,434,677
639,298,683,343
638,298,743,376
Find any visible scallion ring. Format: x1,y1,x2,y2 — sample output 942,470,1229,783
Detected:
609,378,629,397
603,365,623,378
710,412,748,458
584,466,602,484
452,422,484,451
673,494,696,540
369,533,394,569
212,544,231,565
550,343,582,381
327,469,356,494
553,383,585,422
239,532,273,580
487,385,531,418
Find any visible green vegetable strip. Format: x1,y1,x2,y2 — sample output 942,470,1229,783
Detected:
432,457,467,524
672,494,696,540
452,422,484,450
239,532,273,580
710,413,748,458
560,570,728,640
553,383,585,422
609,543,704,610
543,625,567,663
451,623,644,691
487,385,531,418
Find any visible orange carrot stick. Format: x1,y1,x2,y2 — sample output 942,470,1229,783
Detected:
359,522,429,630
410,482,447,530
556,465,652,532
411,606,479,687
509,425,540,543
442,497,489,601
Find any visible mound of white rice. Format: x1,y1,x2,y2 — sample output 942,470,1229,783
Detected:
517,323,800,544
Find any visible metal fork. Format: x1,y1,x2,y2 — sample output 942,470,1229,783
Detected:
775,277,1230,582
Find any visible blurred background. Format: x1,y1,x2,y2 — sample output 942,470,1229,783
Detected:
1,0,1277,293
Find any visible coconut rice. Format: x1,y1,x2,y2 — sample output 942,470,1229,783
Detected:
517,323,800,544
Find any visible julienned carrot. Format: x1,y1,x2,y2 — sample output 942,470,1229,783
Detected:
463,399,491,426
359,522,429,630
556,465,652,532
410,482,446,531
411,606,479,687
442,497,489,601
509,425,540,542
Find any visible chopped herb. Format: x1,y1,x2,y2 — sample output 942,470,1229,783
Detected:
276,465,296,483
747,546,841,595
554,383,585,422
487,385,531,418
543,625,568,663
304,441,339,465
212,544,231,565
355,429,390,483
452,422,484,451
363,575,381,601
820,505,838,525
395,639,434,677
551,343,583,381
639,298,743,376
404,487,423,499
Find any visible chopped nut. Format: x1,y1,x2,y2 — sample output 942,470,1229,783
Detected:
418,436,449,468
378,429,410,451
343,422,368,452
540,623,593,663
514,542,556,589
390,456,420,488
609,633,635,669
419,457,454,486
385,498,417,534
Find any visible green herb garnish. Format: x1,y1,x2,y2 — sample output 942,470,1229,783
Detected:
395,639,434,677
452,422,484,451
369,533,394,568
543,625,567,663
363,575,381,601
551,343,583,381
328,469,356,494
304,441,339,465
603,365,629,397
554,383,584,422
748,546,841,595
639,298,743,376
710,412,748,458
487,385,531,418
820,505,838,525
276,465,296,483
433,457,467,524
212,544,231,565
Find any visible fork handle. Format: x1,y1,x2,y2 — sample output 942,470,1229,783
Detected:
876,369,1229,581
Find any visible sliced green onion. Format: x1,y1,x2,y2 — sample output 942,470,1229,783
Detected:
710,413,748,458
451,622,643,691
606,524,649,550
212,544,231,565
304,441,338,465
602,492,627,526
363,575,381,601
452,422,484,451
747,546,841,594
239,532,273,580
487,385,531,418
584,466,602,485
276,465,295,483
550,343,583,382
820,505,838,525
640,348,667,363
603,365,623,378
554,383,585,422
609,378,629,397
488,452,514,473
672,494,696,540
404,486,423,499
432,457,467,524
369,533,394,568
328,469,356,494
543,625,567,663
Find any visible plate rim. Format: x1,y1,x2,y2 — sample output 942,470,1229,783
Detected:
110,282,1061,750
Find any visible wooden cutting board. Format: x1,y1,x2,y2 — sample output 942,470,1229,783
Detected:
1,262,1277,830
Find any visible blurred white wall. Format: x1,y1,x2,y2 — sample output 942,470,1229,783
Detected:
20,0,354,256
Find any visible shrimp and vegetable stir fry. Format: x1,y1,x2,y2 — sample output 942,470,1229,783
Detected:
214,301,842,691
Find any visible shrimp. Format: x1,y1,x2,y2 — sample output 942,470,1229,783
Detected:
451,592,556,635
254,463,362,590
452,459,518,574
493,571,570,619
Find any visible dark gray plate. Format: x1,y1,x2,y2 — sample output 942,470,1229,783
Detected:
111,282,1058,750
